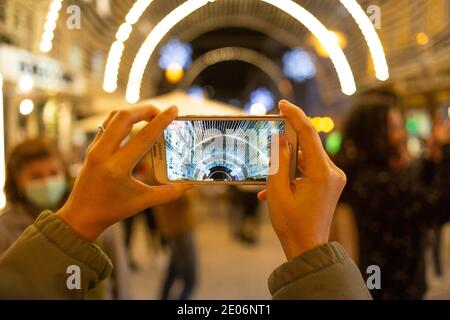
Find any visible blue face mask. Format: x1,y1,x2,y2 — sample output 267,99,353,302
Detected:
24,176,67,209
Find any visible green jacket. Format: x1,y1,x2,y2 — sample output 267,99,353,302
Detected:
0,211,371,300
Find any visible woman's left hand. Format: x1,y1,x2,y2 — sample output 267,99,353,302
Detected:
57,105,193,242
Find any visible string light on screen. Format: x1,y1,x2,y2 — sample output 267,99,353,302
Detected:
282,48,316,82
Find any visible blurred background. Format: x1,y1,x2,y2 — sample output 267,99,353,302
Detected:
0,0,449,300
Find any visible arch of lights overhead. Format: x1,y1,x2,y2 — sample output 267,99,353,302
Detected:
125,0,356,103
38,0,389,102
182,47,295,100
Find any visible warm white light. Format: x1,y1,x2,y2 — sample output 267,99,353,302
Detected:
339,0,389,81
18,75,34,93
126,0,356,103
126,89,140,104
116,23,133,42
249,103,267,116
329,31,340,44
50,0,63,12
42,30,55,42
126,0,153,25
40,0,64,53
47,11,59,22
103,41,125,93
40,41,53,53
165,63,184,84
19,99,34,116
0,74,5,209
127,0,211,102
102,0,155,93
103,83,117,93
262,0,355,95
44,20,57,32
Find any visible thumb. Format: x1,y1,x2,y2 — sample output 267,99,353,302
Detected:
142,184,194,207
268,135,291,193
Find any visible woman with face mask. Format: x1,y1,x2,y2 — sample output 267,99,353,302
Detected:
0,138,69,254
0,138,131,299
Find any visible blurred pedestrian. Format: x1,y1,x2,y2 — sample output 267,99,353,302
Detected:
123,160,163,271
154,196,197,300
230,185,263,245
332,95,450,299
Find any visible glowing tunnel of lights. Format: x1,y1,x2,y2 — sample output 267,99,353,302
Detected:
101,0,389,100
182,47,295,100
126,0,357,103
177,15,303,51
40,1,388,97
103,0,157,92
165,119,281,181
340,0,389,81
181,134,270,181
192,154,249,181
106,11,302,92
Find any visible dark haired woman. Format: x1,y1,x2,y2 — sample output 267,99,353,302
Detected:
332,99,450,299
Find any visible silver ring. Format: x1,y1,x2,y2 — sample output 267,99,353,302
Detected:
97,124,106,133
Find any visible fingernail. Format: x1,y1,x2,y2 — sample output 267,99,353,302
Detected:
279,100,290,113
168,105,178,114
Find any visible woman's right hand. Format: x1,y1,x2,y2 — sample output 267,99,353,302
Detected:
258,100,347,260
57,105,193,243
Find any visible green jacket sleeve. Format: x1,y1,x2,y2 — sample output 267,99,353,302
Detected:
269,242,372,300
0,211,112,299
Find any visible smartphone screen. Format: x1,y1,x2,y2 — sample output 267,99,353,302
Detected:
163,119,285,182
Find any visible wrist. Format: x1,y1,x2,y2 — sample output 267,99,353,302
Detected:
56,206,104,243
279,234,326,260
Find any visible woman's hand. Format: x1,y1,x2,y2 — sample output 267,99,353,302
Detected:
57,105,193,242
258,100,347,260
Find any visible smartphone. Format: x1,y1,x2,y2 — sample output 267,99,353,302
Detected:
150,116,297,185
